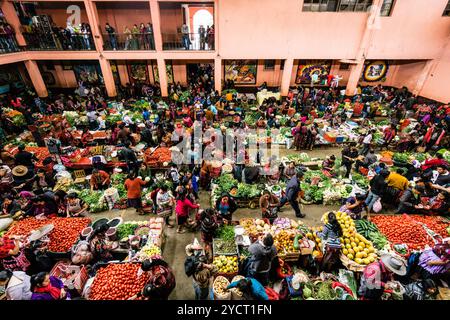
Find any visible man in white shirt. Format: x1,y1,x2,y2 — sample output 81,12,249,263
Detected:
0,270,32,300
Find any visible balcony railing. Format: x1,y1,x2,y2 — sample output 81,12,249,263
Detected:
162,33,214,51
0,34,21,54
102,33,155,51
22,32,96,51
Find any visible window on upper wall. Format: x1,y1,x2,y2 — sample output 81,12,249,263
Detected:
380,0,395,16
443,0,450,16
264,60,276,70
302,0,372,12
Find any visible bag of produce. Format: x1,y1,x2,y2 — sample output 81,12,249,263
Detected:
213,276,231,300
230,275,245,300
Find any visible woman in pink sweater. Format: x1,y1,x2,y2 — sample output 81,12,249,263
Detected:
175,188,199,234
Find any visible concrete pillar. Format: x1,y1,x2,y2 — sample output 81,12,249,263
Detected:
98,57,117,97
149,0,163,51
413,60,435,97
24,60,48,98
344,0,382,96
345,61,365,96
84,0,104,51
280,58,294,96
157,58,168,97
214,57,222,94
1,0,26,46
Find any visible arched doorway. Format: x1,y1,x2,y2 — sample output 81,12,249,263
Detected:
192,9,213,50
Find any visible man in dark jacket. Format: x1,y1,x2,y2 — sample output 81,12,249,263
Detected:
365,169,390,213
279,171,305,218
395,185,424,214
248,233,277,286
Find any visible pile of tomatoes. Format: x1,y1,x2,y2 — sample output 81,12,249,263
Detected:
370,215,434,251
89,263,150,300
6,217,91,252
409,215,450,238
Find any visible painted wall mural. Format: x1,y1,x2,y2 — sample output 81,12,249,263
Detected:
295,60,332,84
362,60,389,82
224,60,257,84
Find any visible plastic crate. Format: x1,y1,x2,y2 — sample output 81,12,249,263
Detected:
50,261,89,293
335,136,345,143
212,239,239,256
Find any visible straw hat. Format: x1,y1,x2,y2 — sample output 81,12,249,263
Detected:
185,238,203,256
380,254,407,276
12,165,28,177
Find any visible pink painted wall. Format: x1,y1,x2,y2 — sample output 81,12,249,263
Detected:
367,0,450,59
95,2,152,35
159,3,183,35
218,0,367,59
421,48,450,103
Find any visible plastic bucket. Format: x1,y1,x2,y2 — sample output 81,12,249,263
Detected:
106,227,117,241
80,227,93,240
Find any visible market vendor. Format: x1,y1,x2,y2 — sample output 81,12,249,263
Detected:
321,155,336,177
119,141,140,176
30,272,70,300
80,127,94,147
129,258,176,300
0,235,30,272
403,279,437,300
14,145,37,171
156,185,175,227
259,190,280,223
88,222,114,264
0,269,32,300
386,168,409,191
90,169,111,191
0,164,13,194
395,185,424,214
25,195,58,218
341,144,359,178
339,194,367,219
354,149,377,174
413,240,449,281
421,153,449,173
433,165,450,186
283,161,296,181
247,233,277,286
30,169,55,193
66,193,89,217
1,194,23,220
414,191,449,216
227,277,269,300
316,211,342,272
358,253,407,300
214,194,237,223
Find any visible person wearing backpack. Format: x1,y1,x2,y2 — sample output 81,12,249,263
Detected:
184,240,217,300
167,164,180,188
199,208,221,260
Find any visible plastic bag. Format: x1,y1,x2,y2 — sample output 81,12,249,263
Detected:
373,198,382,213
